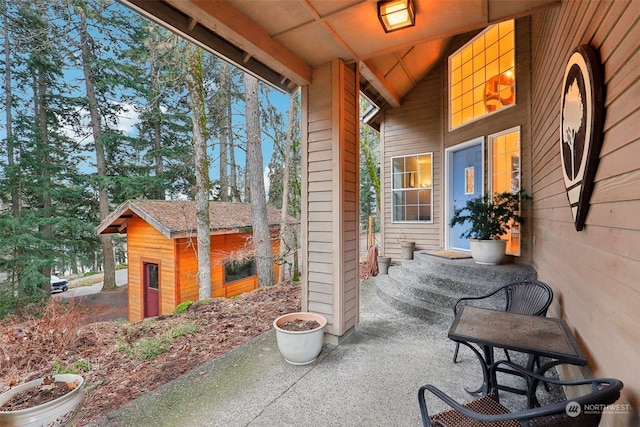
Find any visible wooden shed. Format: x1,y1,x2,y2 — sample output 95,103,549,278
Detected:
98,200,284,322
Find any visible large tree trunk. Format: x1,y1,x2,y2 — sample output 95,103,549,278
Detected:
218,62,230,201
79,8,116,291
185,44,211,300
3,4,19,218
37,65,51,293
278,94,296,283
244,74,275,287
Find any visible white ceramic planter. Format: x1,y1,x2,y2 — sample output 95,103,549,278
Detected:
273,312,327,365
469,239,507,265
0,374,84,427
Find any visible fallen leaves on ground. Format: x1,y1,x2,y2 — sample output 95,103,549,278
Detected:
0,281,300,426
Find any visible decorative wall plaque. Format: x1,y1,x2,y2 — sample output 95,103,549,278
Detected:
560,45,604,231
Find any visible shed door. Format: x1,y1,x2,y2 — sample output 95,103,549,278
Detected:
143,262,159,318
450,141,483,250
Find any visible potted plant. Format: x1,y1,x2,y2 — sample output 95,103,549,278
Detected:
273,312,327,365
0,374,84,426
449,191,526,265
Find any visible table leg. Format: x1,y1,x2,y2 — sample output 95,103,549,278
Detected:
527,359,564,408
456,341,493,395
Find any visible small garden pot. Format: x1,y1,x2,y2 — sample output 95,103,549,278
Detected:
0,374,84,427
377,256,391,275
273,312,327,365
400,241,415,260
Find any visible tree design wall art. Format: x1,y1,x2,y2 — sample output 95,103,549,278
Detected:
560,45,604,231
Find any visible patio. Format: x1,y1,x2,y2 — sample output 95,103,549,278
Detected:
89,277,559,427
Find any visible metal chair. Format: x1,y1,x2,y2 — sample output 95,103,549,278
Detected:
418,361,623,427
452,280,553,364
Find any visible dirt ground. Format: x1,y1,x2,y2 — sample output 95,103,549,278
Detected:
75,285,129,322
0,282,302,426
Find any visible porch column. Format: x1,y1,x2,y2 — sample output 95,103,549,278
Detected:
301,59,360,344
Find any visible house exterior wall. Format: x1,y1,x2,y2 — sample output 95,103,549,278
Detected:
126,218,281,322
530,1,640,420
380,66,444,259
381,18,533,263
175,231,281,303
302,59,360,342
126,216,177,322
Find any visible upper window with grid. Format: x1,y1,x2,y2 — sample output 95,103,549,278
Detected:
449,20,515,130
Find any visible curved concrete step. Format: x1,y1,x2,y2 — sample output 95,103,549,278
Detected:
375,274,451,323
375,251,537,320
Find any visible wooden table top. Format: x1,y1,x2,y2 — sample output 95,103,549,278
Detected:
448,305,587,365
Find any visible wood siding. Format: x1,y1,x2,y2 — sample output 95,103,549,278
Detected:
381,65,444,259
530,1,640,422
302,59,360,340
126,218,280,322
381,18,533,263
126,217,177,322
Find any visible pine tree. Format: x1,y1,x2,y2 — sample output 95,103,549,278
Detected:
184,43,211,300
244,74,275,287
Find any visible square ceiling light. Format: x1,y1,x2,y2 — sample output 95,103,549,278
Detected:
378,0,416,33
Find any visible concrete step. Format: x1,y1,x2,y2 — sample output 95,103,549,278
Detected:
375,274,452,323
375,250,537,321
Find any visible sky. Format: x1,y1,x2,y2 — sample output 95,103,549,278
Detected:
0,1,294,197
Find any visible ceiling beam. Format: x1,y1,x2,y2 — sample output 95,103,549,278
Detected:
360,61,402,108
118,0,308,93
165,0,312,86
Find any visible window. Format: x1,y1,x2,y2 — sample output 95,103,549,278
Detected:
489,128,521,255
224,258,256,284
392,153,433,222
449,20,515,129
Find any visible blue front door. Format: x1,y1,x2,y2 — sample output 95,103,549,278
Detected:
450,142,483,250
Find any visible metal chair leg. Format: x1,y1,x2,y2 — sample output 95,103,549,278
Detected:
453,343,461,363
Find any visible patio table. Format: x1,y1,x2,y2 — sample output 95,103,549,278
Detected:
448,305,588,406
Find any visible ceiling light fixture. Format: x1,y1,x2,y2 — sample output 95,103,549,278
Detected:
378,0,416,33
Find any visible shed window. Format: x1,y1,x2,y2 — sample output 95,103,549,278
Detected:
392,153,433,222
449,20,515,129
224,258,256,284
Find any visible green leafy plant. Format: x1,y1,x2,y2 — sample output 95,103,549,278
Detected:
52,359,90,375
119,322,199,361
173,301,193,314
449,191,527,240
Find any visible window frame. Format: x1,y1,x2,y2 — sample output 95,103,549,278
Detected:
223,258,257,285
391,152,434,223
488,126,522,256
448,20,516,130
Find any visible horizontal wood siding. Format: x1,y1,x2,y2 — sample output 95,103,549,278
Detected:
382,66,443,260
339,62,360,332
303,61,334,326
531,1,640,421
176,232,280,301
302,59,360,338
126,217,176,322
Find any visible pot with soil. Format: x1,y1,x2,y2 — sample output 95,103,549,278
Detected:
273,312,327,365
0,374,84,427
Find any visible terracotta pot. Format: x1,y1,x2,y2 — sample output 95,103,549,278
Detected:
0,374,84,427
377,256,391,275
469,239,507,265
273,312,327,365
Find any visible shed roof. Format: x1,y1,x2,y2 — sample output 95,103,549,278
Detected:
97,200,289,239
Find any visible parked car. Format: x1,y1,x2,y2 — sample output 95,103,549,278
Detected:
50,275,69,293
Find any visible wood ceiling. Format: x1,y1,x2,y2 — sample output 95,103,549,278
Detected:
120,0,559,108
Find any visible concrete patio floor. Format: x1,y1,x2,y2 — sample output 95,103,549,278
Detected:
90,278,551,427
